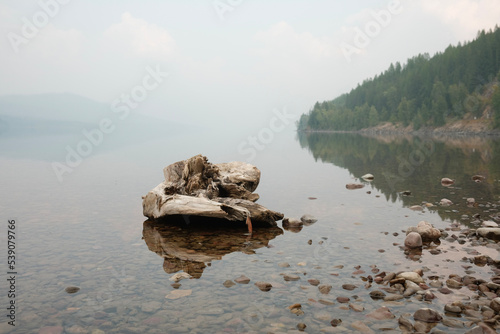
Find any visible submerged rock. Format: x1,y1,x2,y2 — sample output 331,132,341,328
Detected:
413,308,442,323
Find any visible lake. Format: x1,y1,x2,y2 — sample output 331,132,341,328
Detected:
1,127,500,333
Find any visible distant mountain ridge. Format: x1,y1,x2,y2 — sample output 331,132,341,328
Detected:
298,26,500,132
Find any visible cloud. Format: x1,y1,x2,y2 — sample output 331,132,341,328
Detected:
103,12,176,61
420,0,500,40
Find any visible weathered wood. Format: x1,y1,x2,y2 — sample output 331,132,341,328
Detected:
142,155,283,226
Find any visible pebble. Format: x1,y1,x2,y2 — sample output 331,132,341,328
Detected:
336,297,350,303
65,286,80,294
223,280,235,288
342,284,357,291
318,284,332,294
308,278,320,286
366,306,395,320
165,289,192,300
235,275,251,284
349,303,364,312
254,281,272,292
413,308,442,323
284,274,301,281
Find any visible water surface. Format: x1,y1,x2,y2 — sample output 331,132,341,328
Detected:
1,129,500,333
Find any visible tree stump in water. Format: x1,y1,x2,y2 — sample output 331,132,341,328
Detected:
142,154,284,226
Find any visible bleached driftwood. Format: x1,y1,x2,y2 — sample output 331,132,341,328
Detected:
142,155,283,226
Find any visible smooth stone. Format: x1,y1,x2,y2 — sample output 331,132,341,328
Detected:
284,274,301,281
476,228,500,241
444,304,462,313
490,297,500,312
254,281,272,292
351,321,375,334
384,293,404,301
278,262,290,268
369,290,386,299
409,205,424,211
297,323,307,331
405,232,423,248
223,280,235,288
398,314,413,331
330,319,342,327
342,284,357,290
482,221,498,228
413,308,442,323
169,272,191,282
319,284,332,294
308,278,320,286
65,286,80,294
446,279,463,289
349,303,364,312
403,280,421,296
366,306,395,320
165,289,192,300
361,173,374,180
442,317,465,328
336,297,350,303
397,272,424,284
235,275,251,284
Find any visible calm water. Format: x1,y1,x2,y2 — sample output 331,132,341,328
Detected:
1,127,500,333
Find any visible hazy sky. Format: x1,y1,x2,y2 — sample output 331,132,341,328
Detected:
1,0,499,129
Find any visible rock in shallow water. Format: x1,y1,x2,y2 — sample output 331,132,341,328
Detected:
413,308,442,323
65,286,80,294
405,232,423,248
254,281,272,292
366,306,395,320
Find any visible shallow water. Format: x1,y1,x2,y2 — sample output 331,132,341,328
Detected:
1,128,500,333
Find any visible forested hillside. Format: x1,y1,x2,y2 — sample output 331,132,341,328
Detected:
298,27,500,131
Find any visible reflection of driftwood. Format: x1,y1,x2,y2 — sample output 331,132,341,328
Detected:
142,219,283,278
142,155,283,226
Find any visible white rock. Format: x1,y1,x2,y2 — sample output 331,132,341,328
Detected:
169,272,191,282
361,174,374,181
397,272,424,284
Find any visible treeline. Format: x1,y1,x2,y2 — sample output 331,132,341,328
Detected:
298,27,500,131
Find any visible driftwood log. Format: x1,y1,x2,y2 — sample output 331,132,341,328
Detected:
142,155,283,226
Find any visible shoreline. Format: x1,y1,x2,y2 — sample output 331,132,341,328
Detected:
299,126,500,138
